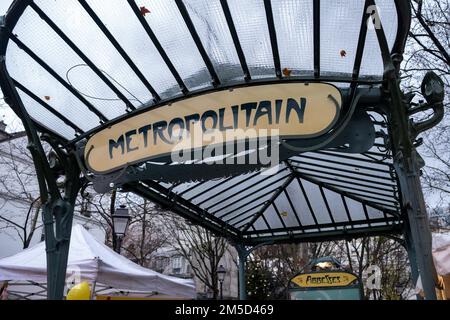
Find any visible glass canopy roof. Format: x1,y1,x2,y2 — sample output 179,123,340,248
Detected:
3,0,401,140
0,0,410,244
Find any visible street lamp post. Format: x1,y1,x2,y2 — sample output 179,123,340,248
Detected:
112,205,130,254
217,265,226,300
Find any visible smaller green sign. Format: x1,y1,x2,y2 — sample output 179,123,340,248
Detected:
289,270,362,300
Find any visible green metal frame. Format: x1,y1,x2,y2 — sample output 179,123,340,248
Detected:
0,0,445,300
0,59,82,300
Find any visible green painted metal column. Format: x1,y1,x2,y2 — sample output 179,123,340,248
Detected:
404,225,422,300
368,0,441,299
387,77,440,300
43,197,78,299
235,242,273,300
236,244,247,300
394,153,438,300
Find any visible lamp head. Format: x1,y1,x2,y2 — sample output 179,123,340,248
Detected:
217,265,226,282
112,205,130,236
421,71,445,105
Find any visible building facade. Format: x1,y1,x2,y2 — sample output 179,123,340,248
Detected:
151,245,239,299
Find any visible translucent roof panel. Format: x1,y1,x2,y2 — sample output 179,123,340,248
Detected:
320,0,365,77
16,89,77,140
271,192,304,228
360,0,399,77
6,42,103,131
295,180,329,224
183,0,245,84
133,0,212,91
34,0,154,106
284,179,318,227
200,171,291,213
10,7,127,120
227,0,276,79
85,0,182,99
257,205,285,230
272,0,314,77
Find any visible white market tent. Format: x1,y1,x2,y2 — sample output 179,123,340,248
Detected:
0,224,196,300
432,233,450,277
413,233,450,299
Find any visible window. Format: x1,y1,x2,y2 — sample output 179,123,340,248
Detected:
154,257,169,273
172,256,182,274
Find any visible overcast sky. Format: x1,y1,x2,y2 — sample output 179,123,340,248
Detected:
0,1,20,131
0,0,18,129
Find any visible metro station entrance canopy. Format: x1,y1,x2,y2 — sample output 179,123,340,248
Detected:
0,0,445,299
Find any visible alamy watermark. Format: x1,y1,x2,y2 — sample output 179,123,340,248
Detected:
170,126,281,175
363,265,382,290
367,5,382,30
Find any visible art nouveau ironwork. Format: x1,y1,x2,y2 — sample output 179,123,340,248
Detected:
0,0,444,299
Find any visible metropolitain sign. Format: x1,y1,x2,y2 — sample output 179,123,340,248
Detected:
85,83,342,174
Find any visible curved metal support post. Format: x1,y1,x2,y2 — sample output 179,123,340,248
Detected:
1,19,81,299
234,242,274,300
404,224,423,300
394,155,438,300
236,245,247,301
41,136,82,300
385,64,439,301
368,0,439,300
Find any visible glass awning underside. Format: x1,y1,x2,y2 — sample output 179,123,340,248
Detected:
128,128,402,244
1,0,408,244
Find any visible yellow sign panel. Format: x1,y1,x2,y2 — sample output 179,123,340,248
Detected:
85,83,342,174
291,272,358,288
